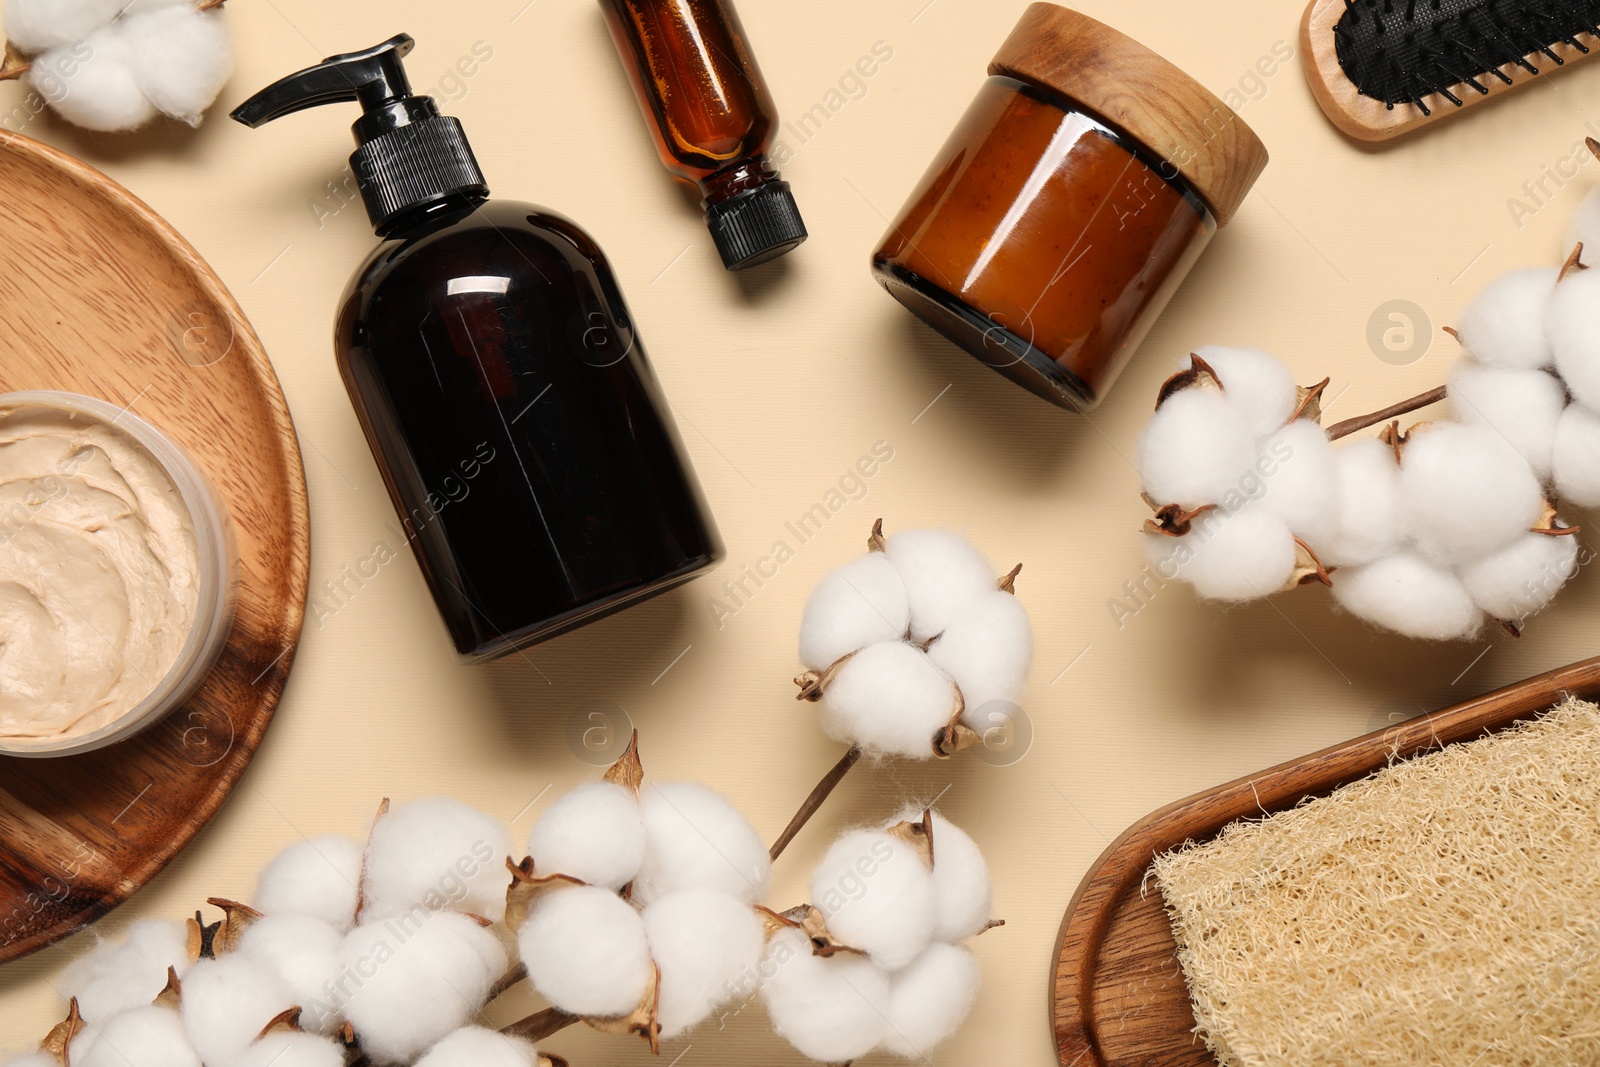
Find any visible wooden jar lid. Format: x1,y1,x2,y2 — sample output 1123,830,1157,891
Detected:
989,3,1269,226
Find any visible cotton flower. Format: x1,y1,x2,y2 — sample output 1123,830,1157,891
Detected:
1181,346,1298,438
74,1005,200,1067
797,524,1031,760
179,954,295,1067
1456,266,1558,370
525,781,645,892
1553,403,1600,506
118,6,231,126
1138,387,1260,510
1144,507,1298,602
517,885,654,1019
58,919,191,1025
1457,532,1578,623
1333,551,1483,641
2,0,120,52
1321,437,1403,567
759,927,890,1063
818,640,959,760
236,914,343,1034
1447,359,1567,478
232,1031,345,1067
415,1027,539,1067
907,810,992,943
338,911,506,1065
1566,183,1600,266
880,943,981,1059
798,552,910,671
810,829,936,970
643,890,765,1038
1548,266,1600,410
1255,419,1340,547
253,835,363,932
1398,422,1545,566
361,798,512,923
7,0,234,131
632,781,771,906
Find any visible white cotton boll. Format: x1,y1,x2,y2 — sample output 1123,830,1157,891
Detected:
1447,360,1567,478
811,829,936,971
415,1027,539,1067
759,927,890,1063
179,955,294,1067
1333,551,1482,640
925,590,1032,719
517,886,653,1018
1321,438,1404,567
1549,267,1600,410
883,529,997,642
237,914,343,1035
887,809,991,943
254,835,363,932
1565,184,1600,267
798,553,911,670
233,1031,345,1067
59,920,191,1025
1553,403,1600,506
361,798,512,924
34,30,157,133
632,782,772,906
1456,266,1558,370
880,943,982,1059
525,781,645,891
1138,388,1259,511
2,0,120,52
643,891,765,1038
1256,419,1340,547
818,641,958,760
75,1006,199,1067
1182,346,1298,438
1399,423,1545,565
1458,532,1578,622
339,911,505,1065
1144,507,1296,602
117,7,232,126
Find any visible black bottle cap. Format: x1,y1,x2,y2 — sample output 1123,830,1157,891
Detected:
705,182,808,271
231,34,489,236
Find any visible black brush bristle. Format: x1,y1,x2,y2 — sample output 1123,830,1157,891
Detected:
1334,0,1600,112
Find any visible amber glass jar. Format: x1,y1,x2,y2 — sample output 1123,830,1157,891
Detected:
872,4,1268,411
600,0,807,270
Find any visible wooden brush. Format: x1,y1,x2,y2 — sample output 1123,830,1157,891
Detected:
1302,0,1600,141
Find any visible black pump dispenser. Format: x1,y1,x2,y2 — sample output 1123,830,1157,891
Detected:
232,35,488,236
232,33,723,660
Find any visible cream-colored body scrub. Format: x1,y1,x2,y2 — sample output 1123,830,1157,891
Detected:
0,394,234,754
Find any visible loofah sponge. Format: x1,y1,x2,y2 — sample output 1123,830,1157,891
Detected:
1152,698,1600,1067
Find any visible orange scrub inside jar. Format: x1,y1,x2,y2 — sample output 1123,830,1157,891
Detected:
874,77,1215,411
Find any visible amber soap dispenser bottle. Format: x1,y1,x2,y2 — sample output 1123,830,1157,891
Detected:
233,35,722,660
599,0,807,270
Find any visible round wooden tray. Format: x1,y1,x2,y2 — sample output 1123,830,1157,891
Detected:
1051,655,1600,1066
0,133,310,962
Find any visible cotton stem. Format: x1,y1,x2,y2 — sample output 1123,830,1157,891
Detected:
503,1007,581,1043
1325,385,1447,441
769,746,862,861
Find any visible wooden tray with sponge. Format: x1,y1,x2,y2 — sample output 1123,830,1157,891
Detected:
1050,654,1600,1066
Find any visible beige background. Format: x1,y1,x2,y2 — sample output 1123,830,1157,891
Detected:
5,0,1600,1063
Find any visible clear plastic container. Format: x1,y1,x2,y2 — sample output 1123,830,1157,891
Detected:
0,391,238,757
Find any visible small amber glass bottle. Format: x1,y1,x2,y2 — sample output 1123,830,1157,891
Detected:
872,4,1269,411
599,0,807,270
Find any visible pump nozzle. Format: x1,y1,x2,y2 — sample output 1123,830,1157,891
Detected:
232,33,488,236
